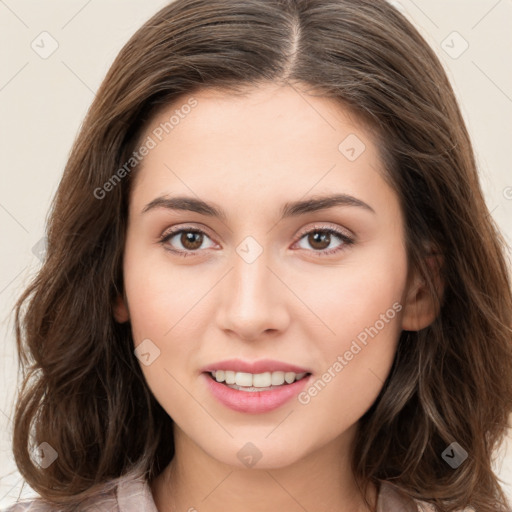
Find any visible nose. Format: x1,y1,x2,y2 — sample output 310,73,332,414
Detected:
214,247,290,342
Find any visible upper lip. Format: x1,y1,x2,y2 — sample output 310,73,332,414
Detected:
201,358,310,374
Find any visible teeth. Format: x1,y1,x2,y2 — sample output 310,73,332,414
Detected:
211,370,308,388
236,372,253,387
252,372,271,387
284,372,296,384
271,371,285,385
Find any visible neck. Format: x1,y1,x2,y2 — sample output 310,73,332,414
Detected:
151,424,377,512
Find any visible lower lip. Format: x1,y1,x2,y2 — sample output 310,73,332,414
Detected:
203,373,311,413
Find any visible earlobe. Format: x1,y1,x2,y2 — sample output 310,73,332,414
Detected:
401,255,444,331
113,293,130,323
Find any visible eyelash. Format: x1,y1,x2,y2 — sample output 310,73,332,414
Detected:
158,224,354,258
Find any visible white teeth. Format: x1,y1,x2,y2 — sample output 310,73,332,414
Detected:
235,372,253,387
252,372,271,388
211,370,308,388
284,372,295,384
271,371,285,386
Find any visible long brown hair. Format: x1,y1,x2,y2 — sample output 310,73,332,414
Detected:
10,0,512,510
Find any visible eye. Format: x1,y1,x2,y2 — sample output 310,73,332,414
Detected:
158,226,216,257
293,225,354,256
158,224,354,258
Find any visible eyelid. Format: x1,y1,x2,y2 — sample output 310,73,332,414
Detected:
158,222,355,257
160,222,354,242
158,223,220,253
295,222,354,240
160,223,217,240
291,222,355,257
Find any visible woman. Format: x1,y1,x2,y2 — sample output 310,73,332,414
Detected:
5,0,512,510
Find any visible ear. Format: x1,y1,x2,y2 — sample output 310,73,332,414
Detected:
113,293,130,323
401,253,444,331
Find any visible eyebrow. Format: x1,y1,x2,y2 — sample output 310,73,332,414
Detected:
141,193,375,220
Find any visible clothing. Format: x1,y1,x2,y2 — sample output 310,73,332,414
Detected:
1,474,437,511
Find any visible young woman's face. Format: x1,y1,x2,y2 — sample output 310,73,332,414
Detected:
115,83,429,469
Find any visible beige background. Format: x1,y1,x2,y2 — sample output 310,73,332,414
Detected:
1,0,511,507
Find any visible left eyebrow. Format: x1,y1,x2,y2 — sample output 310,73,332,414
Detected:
141,193,375,219
281,193,375,217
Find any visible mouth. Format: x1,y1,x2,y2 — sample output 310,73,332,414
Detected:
202,359,312,413
207,370,310,392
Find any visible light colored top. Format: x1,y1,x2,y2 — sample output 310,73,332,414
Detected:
1,475,441,511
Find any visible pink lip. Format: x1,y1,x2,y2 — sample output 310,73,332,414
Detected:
201,359,312,413
201,358,310,374
203,372,311,414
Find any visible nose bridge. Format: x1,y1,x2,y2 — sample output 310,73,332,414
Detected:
231,234,275,306
215,234,287,339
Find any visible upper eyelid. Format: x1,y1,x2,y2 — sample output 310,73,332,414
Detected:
160,223,217,241
160,223,354,246
296,222,353,239
160,222,352,236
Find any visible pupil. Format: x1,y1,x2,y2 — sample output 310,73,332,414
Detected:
310,231,329,249
182,231,202,250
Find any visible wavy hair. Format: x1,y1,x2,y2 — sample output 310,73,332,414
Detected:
10,0,512,510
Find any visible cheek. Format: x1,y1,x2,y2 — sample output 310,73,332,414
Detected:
296,242,406,352
123,265,203,430
295,248,406,418
122,240,207,340
296,296,402,446
121,244,212,415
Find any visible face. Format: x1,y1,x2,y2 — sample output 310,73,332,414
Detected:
114,83,433,469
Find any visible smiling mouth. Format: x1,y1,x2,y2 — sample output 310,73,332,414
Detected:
208,370,311,392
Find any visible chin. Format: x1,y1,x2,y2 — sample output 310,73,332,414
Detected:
198,434,312,470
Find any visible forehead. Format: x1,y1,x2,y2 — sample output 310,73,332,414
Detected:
145,83,370,147
128,83,393,218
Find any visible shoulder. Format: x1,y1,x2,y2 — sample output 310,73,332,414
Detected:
414,501,437,511
0,473,157,512
0,501,56,511
378,481,424,511
0,489,118,512
1,502,58,511
378,481,475,512
415,500,475,512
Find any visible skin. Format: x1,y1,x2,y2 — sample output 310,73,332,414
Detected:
114,83,437,512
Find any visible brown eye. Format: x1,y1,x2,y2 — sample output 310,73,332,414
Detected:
295,227,354,256
179,231,204,250
159,228,215,256
307,231,332,251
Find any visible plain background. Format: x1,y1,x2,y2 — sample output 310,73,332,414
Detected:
1,0,511,507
